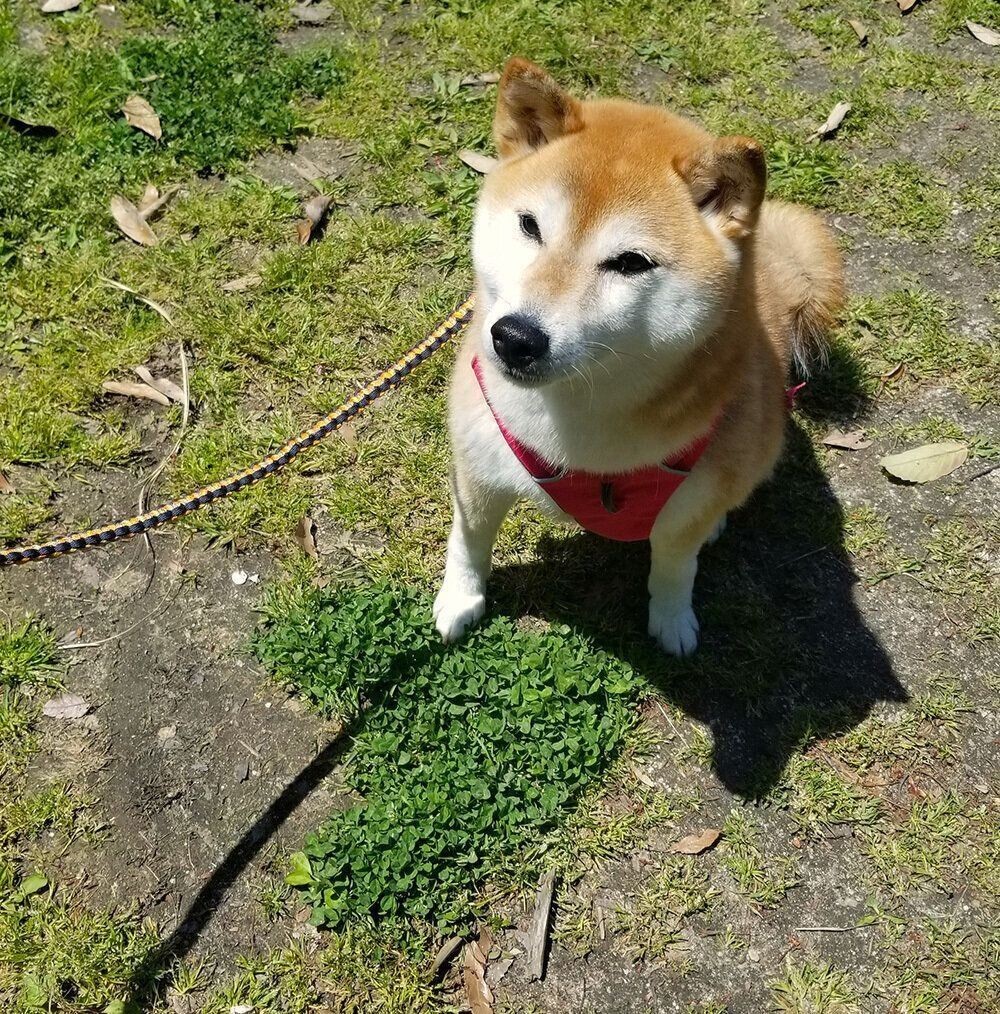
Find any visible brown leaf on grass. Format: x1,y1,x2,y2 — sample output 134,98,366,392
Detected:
138,184,160,215
458,149,498,174
0,471,16,495
110,195,157,246
41,0,82,12
102,277,174,324
122,95,162,140
221,273,263,292
812,101,851,140
881,442,968,484
897,0,919,12
460,71,501,86
0,112,58,137
822,428,872,451
670,828,721,855
848,19,868,44
291,2,333,23
463,929,494,1014
966,20,1000,46
102,380,171,407
294,515,319,559
296,193,332,244
134,365,185,404
42,693,90,720
136,184,178,222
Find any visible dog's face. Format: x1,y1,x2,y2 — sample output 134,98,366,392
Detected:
473,59,766,386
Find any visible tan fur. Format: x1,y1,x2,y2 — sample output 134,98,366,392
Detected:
435,58,845,654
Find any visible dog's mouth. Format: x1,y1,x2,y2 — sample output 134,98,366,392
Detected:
496,362,552,386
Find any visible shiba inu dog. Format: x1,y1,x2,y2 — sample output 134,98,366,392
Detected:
434,57,844,656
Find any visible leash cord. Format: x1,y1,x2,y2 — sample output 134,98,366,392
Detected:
0,296,476,568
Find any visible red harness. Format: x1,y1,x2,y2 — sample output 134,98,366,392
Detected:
473,357,718,542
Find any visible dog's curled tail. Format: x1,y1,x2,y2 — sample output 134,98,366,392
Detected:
756,200,846,376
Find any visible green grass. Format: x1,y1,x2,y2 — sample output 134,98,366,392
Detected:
770,960,859,1013
0,0,351,256
830,287,1000,406
719,810,798,908
255,581,640,930
615,855,718,963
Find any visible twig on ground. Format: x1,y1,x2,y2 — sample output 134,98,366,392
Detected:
527,870,556,981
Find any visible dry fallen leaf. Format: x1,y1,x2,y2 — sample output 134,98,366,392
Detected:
966,20,1000,46
670,828,722,855
290,2,333,23
460,71,501,86
463,932,494,1014
41,0,82,12
0,471,15,495
822,428,872,451
296,193,332,244
136,185,178,222
102,380,171,407
848,19,868,44
294,515,319,560
897,0,919,12
880,441,968,484
138,184,160,214
812,101,851,140
42,693,90,720
110,195,157,246
134,365,185,404
221,273,263,292
122,95,162,140
458,149,498,174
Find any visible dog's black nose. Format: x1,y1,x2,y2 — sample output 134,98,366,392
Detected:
491,315,550,371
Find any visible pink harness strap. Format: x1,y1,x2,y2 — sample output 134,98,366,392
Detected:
472,357,716,542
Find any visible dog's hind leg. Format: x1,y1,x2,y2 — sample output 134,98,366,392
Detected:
434,476,514,643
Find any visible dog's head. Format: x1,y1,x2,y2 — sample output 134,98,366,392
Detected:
474,58,766,387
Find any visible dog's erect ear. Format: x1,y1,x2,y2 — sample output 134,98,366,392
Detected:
493,57,584,160
676,136,766,240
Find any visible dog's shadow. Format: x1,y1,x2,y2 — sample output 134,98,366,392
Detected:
489,413,906,797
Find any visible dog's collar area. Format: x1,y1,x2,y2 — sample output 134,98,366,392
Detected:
471,355,719,542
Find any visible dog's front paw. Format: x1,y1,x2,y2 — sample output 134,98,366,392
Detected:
433,582,485,643
648,598,700,657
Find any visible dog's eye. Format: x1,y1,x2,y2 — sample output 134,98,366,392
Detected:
519,213,542,243
602,251,657,275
